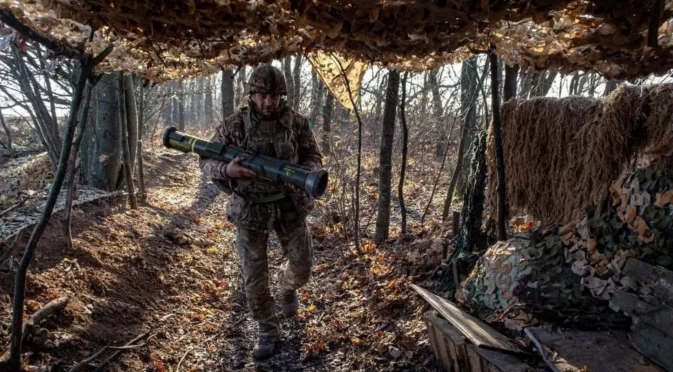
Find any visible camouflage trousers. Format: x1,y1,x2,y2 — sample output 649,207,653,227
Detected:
235,220,313,338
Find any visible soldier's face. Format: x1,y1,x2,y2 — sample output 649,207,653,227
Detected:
253,93,281,116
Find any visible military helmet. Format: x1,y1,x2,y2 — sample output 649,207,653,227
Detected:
248,64,287,96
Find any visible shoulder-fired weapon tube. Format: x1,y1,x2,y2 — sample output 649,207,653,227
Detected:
162,127,328,199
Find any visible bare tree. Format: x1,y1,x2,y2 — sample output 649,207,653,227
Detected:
293,56,302,111
309,70,325,129
235,66,247,107
375,69,400,243
442,56,478,222
205,75,214,124
283,56,295,108
398,72,409,234
10,43,62,166
530,71,558,97
429,69,445,157
221,69,235,119
604,79,618,96
322,91,333,154
119,73,137,209
504,65,519,101
490,53,507,241
80,73,123,191
0,107,11,152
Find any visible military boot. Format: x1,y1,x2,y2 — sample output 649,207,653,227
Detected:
280,290,299,318
252,334,279,360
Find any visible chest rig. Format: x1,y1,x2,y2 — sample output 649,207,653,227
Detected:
230,105,299,203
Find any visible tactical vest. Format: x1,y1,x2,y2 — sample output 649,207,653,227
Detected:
229,105,299,203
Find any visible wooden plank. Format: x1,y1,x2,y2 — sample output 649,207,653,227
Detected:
434,325,453,369
434,313,469,372
467,346,485,372
424,311,465,371
525,327,664,372
472,347,533,372
411,284,523,354
424,316,444,367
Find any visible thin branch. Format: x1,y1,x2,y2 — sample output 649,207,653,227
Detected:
0,10,87,61
649,0,665,47
92,332,150,372
489,49,507,241
331,53,364,254
68,346,110,372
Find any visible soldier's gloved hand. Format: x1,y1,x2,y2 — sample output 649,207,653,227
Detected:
225,157,257,179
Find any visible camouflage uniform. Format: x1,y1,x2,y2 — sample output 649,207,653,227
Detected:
200,65,322,339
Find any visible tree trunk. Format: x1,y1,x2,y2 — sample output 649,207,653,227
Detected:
235,66,246,107
518,70,533,99
588,73,598,97
442,57,478,222
136,80,146,201
4,57,93,372
293,56,302,111
11,44,60,167
177,80,185,131
172,82,180,128
284,56,295,109
504,65,519,101
375,70,400,243
309,70,325,129
322,91,333,154
221,69,235,119
419,72,429,124
119,73,137,209
124,74,138,174
374,75,387,124
81,72,122,191
577,73,588,96
569,72,580,95
429,69,445,157
36,45,60,139
604,79,618,96
62,84,93,250
530,71,558,97
0,108,11,152
490,53,507,241
398,72,409,235
205,75,214,124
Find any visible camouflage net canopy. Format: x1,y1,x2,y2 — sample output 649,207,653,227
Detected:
4,1,673,81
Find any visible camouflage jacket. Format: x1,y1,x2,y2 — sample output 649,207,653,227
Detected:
200,103,323,232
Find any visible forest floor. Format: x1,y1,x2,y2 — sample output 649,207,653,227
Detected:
0,146,452,371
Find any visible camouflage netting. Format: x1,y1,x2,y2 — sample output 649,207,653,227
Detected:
457,236,629,330
488,84,673,225
4,1,673,81
461,166,673,330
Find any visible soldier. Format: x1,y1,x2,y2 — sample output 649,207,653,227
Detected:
200,64,323,359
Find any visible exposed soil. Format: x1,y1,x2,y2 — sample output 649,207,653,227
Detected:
0,148,446,371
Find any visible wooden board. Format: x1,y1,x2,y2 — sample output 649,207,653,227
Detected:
423,312,533,372
525,327,664,372
424,311,469,372
411,284,523,354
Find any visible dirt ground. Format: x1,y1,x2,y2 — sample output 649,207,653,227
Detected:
0,148,446,371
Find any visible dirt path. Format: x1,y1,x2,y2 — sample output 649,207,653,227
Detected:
0,150,443,371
